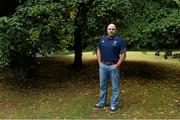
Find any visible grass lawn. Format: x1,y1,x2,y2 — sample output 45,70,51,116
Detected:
0,51,179,119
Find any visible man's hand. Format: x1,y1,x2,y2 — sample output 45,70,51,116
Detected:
114,51,126,68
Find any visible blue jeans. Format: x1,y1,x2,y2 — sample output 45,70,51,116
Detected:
98,63,120,108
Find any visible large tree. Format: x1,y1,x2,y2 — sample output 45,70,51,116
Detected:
0,0,131,69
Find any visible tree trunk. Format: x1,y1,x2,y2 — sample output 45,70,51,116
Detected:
73,3,89,66
73,26,83,66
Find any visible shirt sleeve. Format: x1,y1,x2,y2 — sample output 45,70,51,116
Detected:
97,36,103,49
119,38,127,52
97,41,101,49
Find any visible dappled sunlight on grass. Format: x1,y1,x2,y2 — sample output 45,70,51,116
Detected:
0,51,179,119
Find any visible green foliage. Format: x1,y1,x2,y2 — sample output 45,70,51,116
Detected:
122,0,180,50
0,0,74,77
0,17,10,67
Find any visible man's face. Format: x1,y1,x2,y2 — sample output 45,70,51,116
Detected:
107,24,117,37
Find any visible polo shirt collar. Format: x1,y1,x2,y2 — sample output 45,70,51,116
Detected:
106,35,117,40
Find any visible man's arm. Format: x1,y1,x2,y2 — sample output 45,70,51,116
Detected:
114,51,126,68
96,48,101,65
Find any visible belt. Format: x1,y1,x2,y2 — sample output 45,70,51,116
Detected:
101,61,117,65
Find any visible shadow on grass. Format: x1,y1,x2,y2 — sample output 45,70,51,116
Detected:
123,61,175,80
1,59,179,91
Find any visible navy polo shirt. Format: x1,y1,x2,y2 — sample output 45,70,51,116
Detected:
97,35,126,63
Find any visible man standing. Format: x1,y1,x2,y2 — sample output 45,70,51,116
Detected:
93,23,126,113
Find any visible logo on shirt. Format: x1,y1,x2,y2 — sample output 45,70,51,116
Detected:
112,41,117,46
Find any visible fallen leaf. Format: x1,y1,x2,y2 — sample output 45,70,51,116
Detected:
170,111,175,114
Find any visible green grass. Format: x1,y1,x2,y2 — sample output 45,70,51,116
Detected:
0,51,179,119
